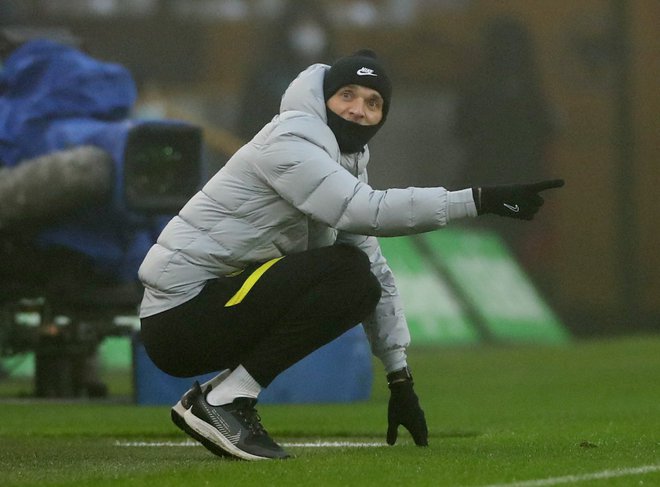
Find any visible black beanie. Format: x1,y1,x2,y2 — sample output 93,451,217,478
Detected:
323,49,392,120
323,49,392,153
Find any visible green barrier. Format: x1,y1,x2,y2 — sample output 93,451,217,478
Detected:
2,337,131,378
98,336,132,370
98,315,139,371
2,317,136,378
1,353,34,377
378,236,480,345
420,230,569,344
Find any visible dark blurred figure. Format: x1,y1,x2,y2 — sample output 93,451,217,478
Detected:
236,1,336,140
454,17,557,275
455,17,555,185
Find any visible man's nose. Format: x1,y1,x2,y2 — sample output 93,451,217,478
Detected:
348,100,365,120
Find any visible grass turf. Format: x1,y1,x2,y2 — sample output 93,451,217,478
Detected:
1,335,659,486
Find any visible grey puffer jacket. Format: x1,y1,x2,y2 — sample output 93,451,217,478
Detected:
138,64,476,372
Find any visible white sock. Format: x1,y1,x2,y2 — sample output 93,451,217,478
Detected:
199,368,231,391
206,364,262,406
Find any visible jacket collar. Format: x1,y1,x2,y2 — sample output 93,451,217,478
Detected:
279,63,370,175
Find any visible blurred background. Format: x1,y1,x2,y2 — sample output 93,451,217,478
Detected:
1,0,658,341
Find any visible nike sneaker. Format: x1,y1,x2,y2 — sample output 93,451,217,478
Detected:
183,383,290,460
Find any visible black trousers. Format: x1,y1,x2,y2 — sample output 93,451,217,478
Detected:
140,244,382,387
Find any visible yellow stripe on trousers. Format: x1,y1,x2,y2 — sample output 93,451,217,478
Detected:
224,257,284,307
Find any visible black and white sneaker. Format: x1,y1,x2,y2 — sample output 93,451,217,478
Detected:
183,384,290,460
171,370,231,456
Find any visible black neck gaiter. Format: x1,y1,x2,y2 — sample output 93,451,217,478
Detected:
326,109,384,154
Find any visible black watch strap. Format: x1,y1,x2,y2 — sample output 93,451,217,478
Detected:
387,366,413,386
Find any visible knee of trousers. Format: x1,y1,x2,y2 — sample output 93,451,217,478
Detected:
329,244,382,311
328,243,372,273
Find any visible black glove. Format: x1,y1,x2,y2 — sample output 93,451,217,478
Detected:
386,367,428,446
473,179,565,220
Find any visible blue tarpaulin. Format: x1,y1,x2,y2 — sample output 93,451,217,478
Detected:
0,39,175,282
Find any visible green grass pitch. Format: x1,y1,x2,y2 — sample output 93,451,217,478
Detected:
1,335,659,486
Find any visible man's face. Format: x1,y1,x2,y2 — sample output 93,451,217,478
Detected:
326,84,384,126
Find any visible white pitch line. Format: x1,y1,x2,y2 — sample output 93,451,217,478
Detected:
114,440,385,448
115,440,199,447
282,441,385,448
480,464,660,487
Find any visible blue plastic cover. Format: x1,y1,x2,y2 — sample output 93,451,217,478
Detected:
0,39,175,282
0,39,136,166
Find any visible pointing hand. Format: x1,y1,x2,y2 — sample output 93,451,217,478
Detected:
474,179,565,220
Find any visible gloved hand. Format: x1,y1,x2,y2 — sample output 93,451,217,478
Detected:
473,179,565,220
386,367,428,446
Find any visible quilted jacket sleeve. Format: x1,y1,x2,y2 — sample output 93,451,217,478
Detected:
255,131,451,236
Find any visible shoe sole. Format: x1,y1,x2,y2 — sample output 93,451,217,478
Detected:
183,408,272,461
